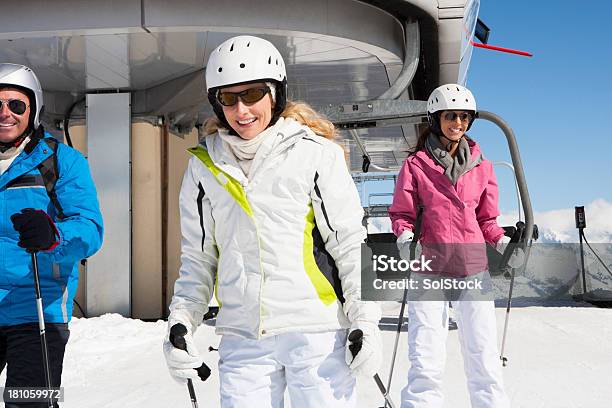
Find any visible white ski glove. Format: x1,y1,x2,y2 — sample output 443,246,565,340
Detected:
345,302,382,377
496,235,526,269
397,229,421,261
163,308,209,385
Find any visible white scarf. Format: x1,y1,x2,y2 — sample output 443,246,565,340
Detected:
0,136,30,175
218,117,285,177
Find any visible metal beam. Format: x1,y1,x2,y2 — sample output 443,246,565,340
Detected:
377,20,420,100
479,111,534,246
318,99,428,129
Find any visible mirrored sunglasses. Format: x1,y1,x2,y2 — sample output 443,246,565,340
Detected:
0,99,28,115
217,87,270,107
441,111,473,122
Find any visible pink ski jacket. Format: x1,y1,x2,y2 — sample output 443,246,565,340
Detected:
389,140,505,277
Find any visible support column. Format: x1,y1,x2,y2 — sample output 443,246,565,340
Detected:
86,93,132,317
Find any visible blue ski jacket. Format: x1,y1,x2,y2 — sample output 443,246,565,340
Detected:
0,133,103,325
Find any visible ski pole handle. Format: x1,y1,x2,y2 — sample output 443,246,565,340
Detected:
169,323,211,408
169,324,199,408
348,329,363,358
169,324,212,382
348,329,397,408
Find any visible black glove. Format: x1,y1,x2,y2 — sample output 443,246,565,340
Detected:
11,208,59,251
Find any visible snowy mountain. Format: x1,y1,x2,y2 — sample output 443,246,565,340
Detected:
368,199,612,244
498,198,612,244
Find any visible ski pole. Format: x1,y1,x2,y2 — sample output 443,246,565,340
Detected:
29,250,54,408
499,236,532,366
385,206,424,405
169,323,212,408
384,281,408,406
348,329,397,408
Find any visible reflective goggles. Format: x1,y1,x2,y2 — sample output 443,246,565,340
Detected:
441,111,473,123
0,99,28,115
217,87,270,107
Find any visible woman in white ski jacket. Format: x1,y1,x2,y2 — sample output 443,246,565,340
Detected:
163,35,382,407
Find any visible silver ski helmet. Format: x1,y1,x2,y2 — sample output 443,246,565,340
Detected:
205,35,287,131
0,63,44,130
427,84,477,136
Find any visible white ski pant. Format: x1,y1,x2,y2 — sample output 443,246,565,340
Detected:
400,300,510,408
218,330,356,408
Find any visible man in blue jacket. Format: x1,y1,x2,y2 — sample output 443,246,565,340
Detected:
0,63,103,407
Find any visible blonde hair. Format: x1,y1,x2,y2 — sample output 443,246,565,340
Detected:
203,100,336,140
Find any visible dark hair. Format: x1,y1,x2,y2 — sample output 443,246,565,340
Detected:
410,110,442,155
412,124,431,154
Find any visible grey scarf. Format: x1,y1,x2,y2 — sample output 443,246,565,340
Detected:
425,134,481,185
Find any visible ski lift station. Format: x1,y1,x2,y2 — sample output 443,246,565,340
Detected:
0,0,538,319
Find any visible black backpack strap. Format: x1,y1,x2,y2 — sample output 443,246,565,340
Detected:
37,138,65,220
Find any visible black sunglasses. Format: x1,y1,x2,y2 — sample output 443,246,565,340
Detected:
217,87,270,107
441,111,473,123
0,99,29,115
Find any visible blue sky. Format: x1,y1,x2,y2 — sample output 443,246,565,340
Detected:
468,1,612,213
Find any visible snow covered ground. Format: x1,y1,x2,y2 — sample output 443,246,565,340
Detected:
3,303,610,408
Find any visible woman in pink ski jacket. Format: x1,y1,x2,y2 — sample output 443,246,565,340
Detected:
389,84,512,407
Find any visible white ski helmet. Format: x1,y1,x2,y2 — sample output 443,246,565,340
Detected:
205,35,286,90
205,35,288,131
0,63,44,129
427,83,477,134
